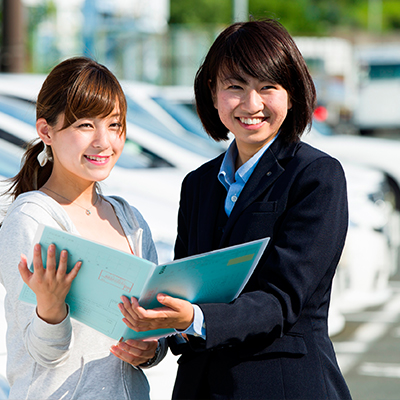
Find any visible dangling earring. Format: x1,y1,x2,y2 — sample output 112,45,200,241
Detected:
37,143,53,167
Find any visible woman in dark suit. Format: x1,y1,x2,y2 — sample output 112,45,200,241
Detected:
119,18,352,400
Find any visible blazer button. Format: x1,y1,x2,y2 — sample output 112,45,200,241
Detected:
266,171,272,176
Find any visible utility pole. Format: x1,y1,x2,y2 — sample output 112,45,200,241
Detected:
232,0,249,23
1,0,25,72
368,0,383,32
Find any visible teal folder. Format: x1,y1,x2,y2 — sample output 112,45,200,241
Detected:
19,224,269,340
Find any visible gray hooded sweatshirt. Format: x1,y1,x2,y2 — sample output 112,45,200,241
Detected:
0,191,166,400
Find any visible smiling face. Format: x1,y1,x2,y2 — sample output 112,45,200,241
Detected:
37,106,125,187
212,72,292,163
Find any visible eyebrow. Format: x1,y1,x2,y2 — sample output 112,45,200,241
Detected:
103,112,121,119
221,75,248,84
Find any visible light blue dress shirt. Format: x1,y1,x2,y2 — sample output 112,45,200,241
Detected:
218,137,277,217
176,136,278,339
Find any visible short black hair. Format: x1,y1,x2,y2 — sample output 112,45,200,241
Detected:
194,19,316,143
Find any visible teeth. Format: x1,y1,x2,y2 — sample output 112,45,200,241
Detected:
239,117,264,125
86,155,107,162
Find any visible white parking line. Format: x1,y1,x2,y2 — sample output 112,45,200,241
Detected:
334,290,400,375
358,362,400,378
335,322,388,374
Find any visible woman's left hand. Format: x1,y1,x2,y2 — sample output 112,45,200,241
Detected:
119,294,194,332
110,339,159,366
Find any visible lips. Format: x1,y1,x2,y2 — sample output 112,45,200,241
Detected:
238,117,266,125
84,155,110,163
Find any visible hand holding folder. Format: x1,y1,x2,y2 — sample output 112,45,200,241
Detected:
19,224,269,340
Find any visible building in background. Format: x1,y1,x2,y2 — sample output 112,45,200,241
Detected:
24,0,172,82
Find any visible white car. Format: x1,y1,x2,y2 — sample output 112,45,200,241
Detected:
1,76,399,335
135,85,400,330
0,87,198,261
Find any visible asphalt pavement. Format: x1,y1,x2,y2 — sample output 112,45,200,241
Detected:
145,279,400,400
2,279,400,400
333,278,400,400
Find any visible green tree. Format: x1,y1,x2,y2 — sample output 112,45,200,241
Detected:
170,0,231,25
169,0,400,35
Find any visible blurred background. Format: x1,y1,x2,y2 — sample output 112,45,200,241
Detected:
2,1,400,399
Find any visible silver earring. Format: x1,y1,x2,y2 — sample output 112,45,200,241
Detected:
37,143,53,167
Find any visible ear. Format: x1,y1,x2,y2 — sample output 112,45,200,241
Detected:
36,118,52,145
287,97,292,111
208,79,218,109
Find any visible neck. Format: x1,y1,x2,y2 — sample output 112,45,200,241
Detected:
41,177,97,206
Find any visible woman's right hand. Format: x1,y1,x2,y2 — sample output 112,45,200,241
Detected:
18,243,82,324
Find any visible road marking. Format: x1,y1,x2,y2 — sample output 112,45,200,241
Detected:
344,311,399,324
334,291,400,375
335,322,388,374
358,362,400,378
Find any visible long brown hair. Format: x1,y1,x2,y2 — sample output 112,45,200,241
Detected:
5,56,127,201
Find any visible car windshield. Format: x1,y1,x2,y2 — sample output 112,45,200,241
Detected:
369,64,400,80
0,148,21,178
0,94,173,170
312,119,334,136
125,95,223,158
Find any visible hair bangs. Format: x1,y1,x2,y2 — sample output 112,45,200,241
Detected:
216,27,284,86
62,67,127,134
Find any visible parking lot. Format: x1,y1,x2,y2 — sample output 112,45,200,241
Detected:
1,77,400,399
144,276,400,400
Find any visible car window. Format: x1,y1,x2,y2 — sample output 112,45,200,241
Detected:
0,94,174,170
0,148,21,178
0,95,36,126
368,64,400,80
125,96,222,158
118,138,173,169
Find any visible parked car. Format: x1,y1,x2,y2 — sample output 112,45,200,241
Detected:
306,120,400,278
0,282,7,398
0,86,192,259
2,76,400,336
138,85,400,329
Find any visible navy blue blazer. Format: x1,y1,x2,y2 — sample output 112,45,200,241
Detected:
169,136,352,400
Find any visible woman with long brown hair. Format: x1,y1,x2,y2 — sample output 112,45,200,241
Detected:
0,57,166,400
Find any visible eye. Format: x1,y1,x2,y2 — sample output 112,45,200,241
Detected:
109,122,123,133
261,85,276,90
227,84,243,90
77,122,93,129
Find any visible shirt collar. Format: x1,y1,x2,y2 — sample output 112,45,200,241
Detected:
218,134,278,190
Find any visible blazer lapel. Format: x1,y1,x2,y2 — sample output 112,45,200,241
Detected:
220,139,297,245
197,156,226,253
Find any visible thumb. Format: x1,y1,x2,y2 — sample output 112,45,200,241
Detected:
18,254,32,283
156,293,180,309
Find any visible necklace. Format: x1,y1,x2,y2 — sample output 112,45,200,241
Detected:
42,187,99,215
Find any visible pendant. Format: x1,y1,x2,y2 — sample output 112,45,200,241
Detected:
86,209,91,215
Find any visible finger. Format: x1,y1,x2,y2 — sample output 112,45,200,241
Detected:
109,344,135,364
130,297,146,318
125,338,158,352
110,343,150,366
115,339,158,359
56,249,69,276
121,317,150,332
156,294,194,329
32,244,45,276
46,244,57,272
18,254,33,284
156,293,183,311
119,296,142,320
66,260,82,283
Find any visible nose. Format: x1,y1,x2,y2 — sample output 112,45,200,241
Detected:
92,125,110,149
242,89,263,114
